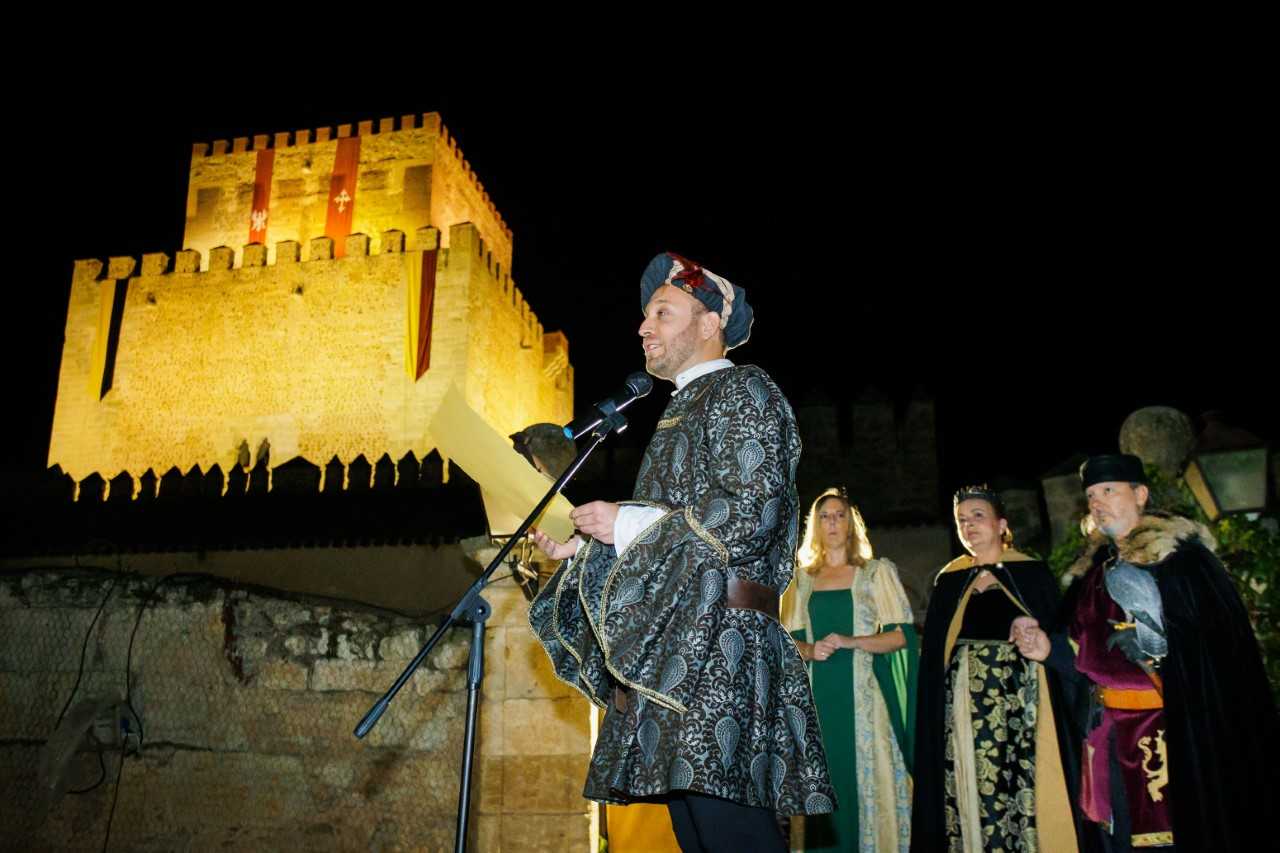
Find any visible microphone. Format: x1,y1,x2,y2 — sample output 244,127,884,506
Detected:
563,372,655,440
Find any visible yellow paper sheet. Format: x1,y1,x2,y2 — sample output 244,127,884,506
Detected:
428,384,576,542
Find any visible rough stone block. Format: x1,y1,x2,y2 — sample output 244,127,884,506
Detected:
208,246,235,271
378,628,423,661
255,659,308,690
503,698,590,756
243,243,268,267
472,815,501,852
483,627,506,701
502,813,591,853
344,233,370,257
415,226,441,251
501,753,590,813
506,625,572,700
73,258,104,281
381,229,405,254
487,580,532,628
174,249,201,273
432,632,471,670
308,237,334,262
107,256,137,280
312,659,463,696
480,696,504,756
476,754,503,814
141,252,170,276
276,240,300,263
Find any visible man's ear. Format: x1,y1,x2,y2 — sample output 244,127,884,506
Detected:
1135,483,1150,512
700,309,722,342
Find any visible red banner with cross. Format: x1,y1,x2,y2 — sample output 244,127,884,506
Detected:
325,137,361,257
248,148,275,245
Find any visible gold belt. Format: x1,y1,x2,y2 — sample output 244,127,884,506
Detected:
1097,686,1164,710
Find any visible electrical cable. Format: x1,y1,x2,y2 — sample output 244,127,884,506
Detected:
54,575,121,731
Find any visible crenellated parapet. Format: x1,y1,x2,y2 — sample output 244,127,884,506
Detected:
185,112,512,275
3,452,486,558
50,220,572,485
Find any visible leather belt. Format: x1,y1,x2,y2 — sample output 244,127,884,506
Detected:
725,577,779,620
611,578,779,716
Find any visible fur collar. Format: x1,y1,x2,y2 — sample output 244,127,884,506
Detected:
1066,513,1217,577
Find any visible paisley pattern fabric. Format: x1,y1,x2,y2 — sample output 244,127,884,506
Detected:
529,365,835,814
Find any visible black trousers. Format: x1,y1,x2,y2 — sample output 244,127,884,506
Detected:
664,791,786,853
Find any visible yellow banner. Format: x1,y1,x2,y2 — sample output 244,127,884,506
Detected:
428,384,576,542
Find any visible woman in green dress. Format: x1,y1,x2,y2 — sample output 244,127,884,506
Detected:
782,488,919,853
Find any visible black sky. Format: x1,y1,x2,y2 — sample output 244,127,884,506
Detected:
6,66,1274,499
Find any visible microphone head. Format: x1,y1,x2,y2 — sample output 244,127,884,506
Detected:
625,372,655,398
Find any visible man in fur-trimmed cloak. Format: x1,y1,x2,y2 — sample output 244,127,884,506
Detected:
529,253,834,853
1013,454,1279,852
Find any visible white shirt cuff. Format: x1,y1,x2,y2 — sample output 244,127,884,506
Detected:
613,505,667,554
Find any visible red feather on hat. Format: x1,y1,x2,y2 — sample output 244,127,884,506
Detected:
666,252,709,293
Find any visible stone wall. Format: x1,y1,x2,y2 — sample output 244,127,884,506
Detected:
866,523,954,615
0,569,592,852
184,113,513,273
795,389,941,524
47,222,572,484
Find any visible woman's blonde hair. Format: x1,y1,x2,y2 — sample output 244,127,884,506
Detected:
798,488,873,574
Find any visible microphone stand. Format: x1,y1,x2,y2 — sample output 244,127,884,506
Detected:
353,407,632,853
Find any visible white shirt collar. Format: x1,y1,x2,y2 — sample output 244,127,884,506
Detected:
674,358,734,393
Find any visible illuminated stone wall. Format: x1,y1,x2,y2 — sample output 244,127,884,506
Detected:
47,222,572,484
184,113,512,272
49,112,570,484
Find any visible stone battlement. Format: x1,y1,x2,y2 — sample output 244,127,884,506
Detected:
4,451,489,562
50,219,572,485
189,112,511,241
47,448,469,504
72,222,552,360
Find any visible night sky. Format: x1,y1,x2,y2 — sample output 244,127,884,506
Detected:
7,71,1273,503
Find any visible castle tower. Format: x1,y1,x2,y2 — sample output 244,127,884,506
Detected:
47,113,573,485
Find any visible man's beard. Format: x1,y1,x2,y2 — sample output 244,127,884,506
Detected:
1096,510,1138,540
645,323,701,379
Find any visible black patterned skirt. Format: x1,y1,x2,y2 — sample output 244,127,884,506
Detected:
943,640,1040,852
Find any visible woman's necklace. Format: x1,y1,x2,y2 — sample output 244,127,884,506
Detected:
972,561,1003,592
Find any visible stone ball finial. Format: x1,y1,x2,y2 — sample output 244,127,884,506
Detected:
1119,406,1195,476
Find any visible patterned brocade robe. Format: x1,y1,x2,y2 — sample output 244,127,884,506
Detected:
529,365,836,815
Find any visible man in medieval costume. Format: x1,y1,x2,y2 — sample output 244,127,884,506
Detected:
529,252,834,852
1013,453,1279,851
